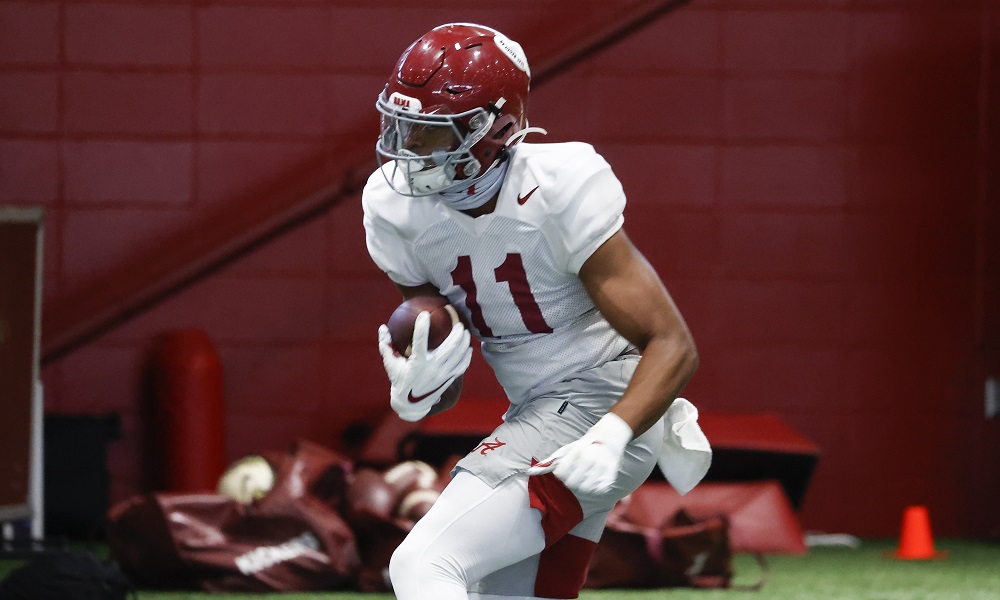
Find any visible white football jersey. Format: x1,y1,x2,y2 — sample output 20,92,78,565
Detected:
363,142,632,404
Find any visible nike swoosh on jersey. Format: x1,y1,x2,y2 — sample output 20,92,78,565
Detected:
517,186,539,205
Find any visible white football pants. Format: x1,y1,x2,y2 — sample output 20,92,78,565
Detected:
389,470,603,600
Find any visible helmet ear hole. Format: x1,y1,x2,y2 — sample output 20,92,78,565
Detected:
492,122,513,140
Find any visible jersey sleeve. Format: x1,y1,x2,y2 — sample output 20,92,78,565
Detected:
552,150,626,274
362,175,427,287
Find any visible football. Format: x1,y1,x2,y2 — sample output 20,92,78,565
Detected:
383,461,440,522
382,460,439,498
344,468,400,521
386,295,462,357
216,455,274,504
396,488,440,522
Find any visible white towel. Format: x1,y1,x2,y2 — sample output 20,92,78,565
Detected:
656,397,712,495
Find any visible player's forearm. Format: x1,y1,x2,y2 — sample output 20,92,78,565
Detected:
610,330,698,437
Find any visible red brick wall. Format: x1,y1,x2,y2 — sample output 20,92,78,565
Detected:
2,0,997,537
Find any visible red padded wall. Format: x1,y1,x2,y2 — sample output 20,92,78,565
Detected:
1,0,997,537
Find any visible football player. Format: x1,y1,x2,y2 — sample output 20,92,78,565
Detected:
363,23,711,600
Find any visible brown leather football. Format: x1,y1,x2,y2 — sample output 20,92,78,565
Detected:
386,295,461,356
382,460,438,499
343,468,399,521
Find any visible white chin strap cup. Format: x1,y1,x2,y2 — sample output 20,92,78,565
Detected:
407,164,453,194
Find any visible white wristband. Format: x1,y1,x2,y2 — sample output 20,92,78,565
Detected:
587,412,634,450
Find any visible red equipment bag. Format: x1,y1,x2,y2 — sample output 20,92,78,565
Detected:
106,440,361,592
586,507,767,590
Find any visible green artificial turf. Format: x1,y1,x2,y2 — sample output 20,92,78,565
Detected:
2,539,998,599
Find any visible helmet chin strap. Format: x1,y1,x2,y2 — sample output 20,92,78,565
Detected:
432,126,546,211
436,158,510,211
505,126,547,147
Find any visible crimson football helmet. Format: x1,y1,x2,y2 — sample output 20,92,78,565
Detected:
376,23,533,197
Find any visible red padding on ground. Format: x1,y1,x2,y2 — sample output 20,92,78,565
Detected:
617,480,807,554
698,412,819,455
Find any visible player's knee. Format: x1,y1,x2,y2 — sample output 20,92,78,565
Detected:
389,534,466,597
387,538,416,594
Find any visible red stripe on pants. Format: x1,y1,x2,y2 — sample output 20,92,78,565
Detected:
534,534,597,599
527,459,592,598
527,461,584,544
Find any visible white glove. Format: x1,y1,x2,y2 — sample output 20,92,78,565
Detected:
527,412,633,495
378,311,472,422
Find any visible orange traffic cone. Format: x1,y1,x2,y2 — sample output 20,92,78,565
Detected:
887,505,947,560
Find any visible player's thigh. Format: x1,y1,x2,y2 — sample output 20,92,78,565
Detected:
473,508,610,599
392,470,546,585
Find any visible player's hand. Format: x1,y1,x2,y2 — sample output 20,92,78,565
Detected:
527,412,633,495
378,311,472,422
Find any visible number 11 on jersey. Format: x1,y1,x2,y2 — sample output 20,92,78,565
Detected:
451,253,553,337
